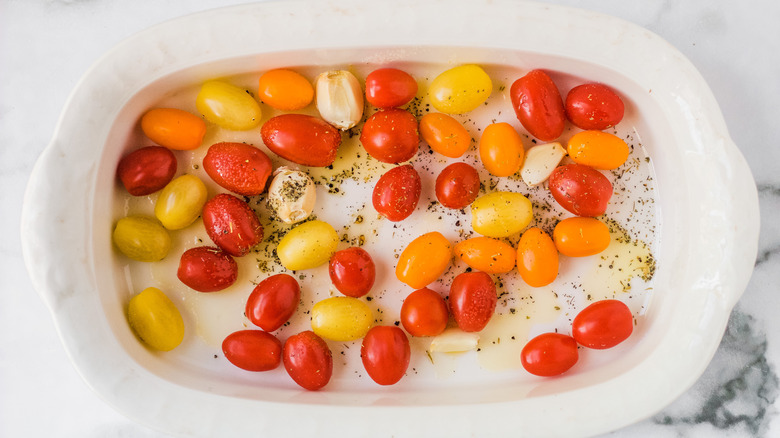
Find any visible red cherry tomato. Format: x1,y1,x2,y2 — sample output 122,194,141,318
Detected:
222,330,282,372
400,287,448,337
548,164,613,217
177,246,237,292
521,333,579,377
365,68,418,109
449,271,497,332
572,300,633,349
261,114,342,167
360,108,420,164
565,83,625,130
245,274,301,332
510,70,566,141
328,247,376,298
283,331,333,391
203,142,272,196
372,164,421,221
116,146,177,196
202,194,263,257
361,326,411,385
435,162,480,210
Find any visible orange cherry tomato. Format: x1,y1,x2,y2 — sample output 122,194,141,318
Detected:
454,237,516,274
516,227,559,287
479,122,525,177
567,130,629,170
258,69,314,111
553,217,611,257
419,113,472,158
141,108,206,150
395,232,452,289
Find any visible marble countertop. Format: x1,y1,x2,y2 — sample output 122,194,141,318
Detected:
1,1,777,437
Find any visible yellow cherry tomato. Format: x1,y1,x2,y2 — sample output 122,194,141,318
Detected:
140,108,206,150
479,122,525,177
258,69,314,111
127,287,185,351
428,65,493,114
311,296,373,341
454,236,516,274
517,227,559,287
196,80,262,130
419,113,472,158
396,232,452,289
154,174,208,230
470,191,533,238
553,217,611,257
567,130,629,170
277,220,338,270
112,215,171,262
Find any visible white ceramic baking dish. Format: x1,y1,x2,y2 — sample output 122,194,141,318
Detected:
22,0,759,436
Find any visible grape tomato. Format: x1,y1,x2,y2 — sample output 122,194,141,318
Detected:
203,142,273,196
449,271,497,333
311,296,373,342
435,162,480,210
395,231,452,290
113,215,171,262
196,80,262,130
510,69,566,141
126,287,185,352
454,237,516,274
177,246,238,292
261,114,342,167
521,333,579,377
567,130,629,170
565,83,625,130
572,300,634,349
360,108,420,164
116,146,177,196
245,274,301,332
372,164,422,222
202,194,263,257
479,122,525,177
428,64,493,114
365,68,418,108
548,164,613,217
140,108,206,151
470,191,533,238
154,174,208,230
400,287,448,337
329,247,376,298
283,331,333,391
553,217,611,257
419,113,472,158
276,220,338,271
258,69,314,111
361,326,411,385
222,330,282,372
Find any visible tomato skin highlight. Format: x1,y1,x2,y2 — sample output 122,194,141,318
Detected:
245,274,301,332
360,108,420,164
141,108,206,151
454,237,516,274
395,232,452,289
203,142,273,196
202,194,263,257
435,162,480,210
261,114,342,167
449,271,497,332
222,330,282,372
283,331,333,391
361,326,411,385
521,333,579,377
553,217,611,257
117,146,177,196
517,227,559,287
177,246,238,292
572,300,633,349
258,69,314,111
372,164,421,221
479,122,525,177
510,70,566,141
365,68,418,108
548,164,612,217
419,113,472,158
329,247,376,298
565,83,624,130
400,287,448,337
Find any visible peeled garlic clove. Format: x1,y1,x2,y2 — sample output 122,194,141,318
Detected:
520,142,567,186
429,328,480,353
315,70,364,130
267,167,316,224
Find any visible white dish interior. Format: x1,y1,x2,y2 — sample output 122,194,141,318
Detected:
22,1,759,437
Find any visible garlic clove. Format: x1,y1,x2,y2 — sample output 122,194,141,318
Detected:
520,142,567,186
315,70,364,130
429,328,480,353
267,167,316,225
